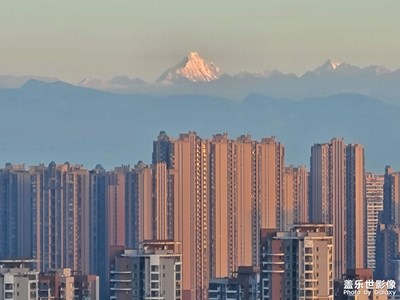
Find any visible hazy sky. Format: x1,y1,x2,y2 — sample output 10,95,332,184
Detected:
1,0,399,83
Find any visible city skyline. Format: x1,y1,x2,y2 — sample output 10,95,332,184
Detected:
1,1,399,298
1,131,400,299
0,130,393,175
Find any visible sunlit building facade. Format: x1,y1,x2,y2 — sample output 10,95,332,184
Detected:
30,162,90,274
260,224,334,300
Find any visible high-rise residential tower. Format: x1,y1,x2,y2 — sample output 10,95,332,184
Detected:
375,224,400,280
258,137,285,230
365,173,384,269
346,144,365,270
0,164,32,259
107,166,129,247
153,162,172,240
383,166,400,225
310,139,347,278
152,131,173,169
125,162,153,248
310,143,330,224
152,132,175,241
150,132,287,299
310,138,365,278
283,165,309,230
30,162,90,274
234,135,259,269
209,134,285,279
209,133,234,278
171,132,210,300
376,166,400,282
89,165,108,300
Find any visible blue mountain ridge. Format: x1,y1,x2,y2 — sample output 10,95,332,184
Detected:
0,80,398,173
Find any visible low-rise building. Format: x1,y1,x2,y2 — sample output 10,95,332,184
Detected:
260,224,334,300
208,266,259,300
0,259,39,300
110,241,181,300
38,268,99,300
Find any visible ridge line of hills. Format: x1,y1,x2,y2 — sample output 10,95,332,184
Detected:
1,53,400,105
0,79,399,173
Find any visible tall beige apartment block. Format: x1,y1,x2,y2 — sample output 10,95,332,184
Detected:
310,138,366,279
152,132,287,299
235,135,259,269
283,165,309,231
125,162,153,248
310,143,330,224
107,166,128,247
258,137,285,230
154,162,169,240
30,162,90,274
171,132,210,300
209,133,234,278
310,139,346,278
346,144,366,270
209,134,285,280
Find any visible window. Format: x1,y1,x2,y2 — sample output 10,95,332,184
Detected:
151,265,159,272
151,274,159,280
151,282,159,289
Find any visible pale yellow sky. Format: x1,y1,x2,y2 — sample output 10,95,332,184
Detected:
0,0,399,82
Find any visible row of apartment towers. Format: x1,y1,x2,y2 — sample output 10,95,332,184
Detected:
0,131,396,300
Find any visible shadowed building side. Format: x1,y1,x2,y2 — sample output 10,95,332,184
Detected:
0,164,32,259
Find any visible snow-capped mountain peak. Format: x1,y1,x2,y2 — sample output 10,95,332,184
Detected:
328,60,341,70
312,59,342,75
79,77,94,86
157,52,220,83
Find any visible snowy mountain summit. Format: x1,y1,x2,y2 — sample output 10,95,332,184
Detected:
157,52,220,83
312,59,342,75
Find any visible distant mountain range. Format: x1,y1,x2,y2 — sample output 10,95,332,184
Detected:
1,52,400,105
0,75,58,88
0,79,399,172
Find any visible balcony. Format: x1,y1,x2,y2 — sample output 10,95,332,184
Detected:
110,287,132,291
110,279,132,283
110,270,132,274
262,261,285,265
